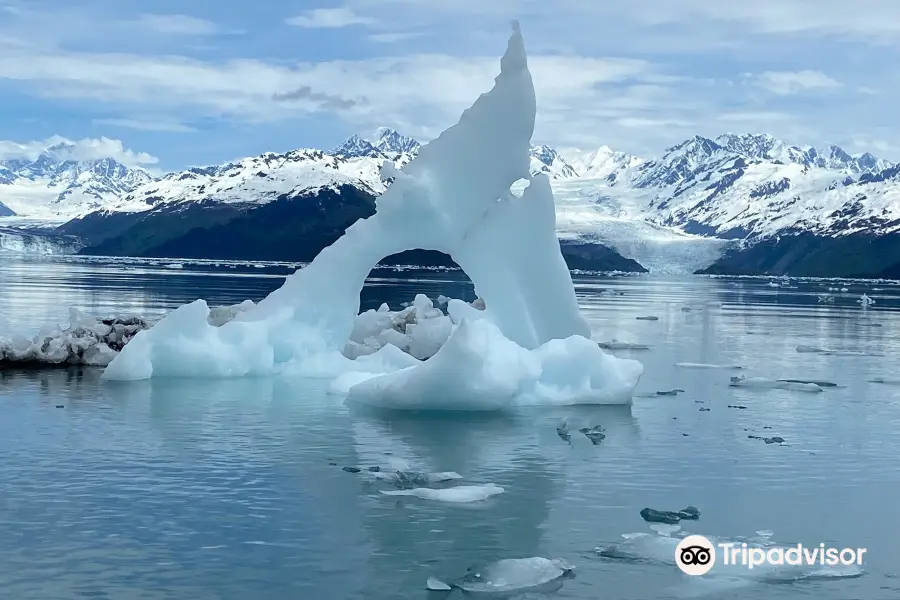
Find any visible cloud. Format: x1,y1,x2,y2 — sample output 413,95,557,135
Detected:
92,118,198,133
716,111,792,122
0,136,158,167
135,14,225,36
368,32,421,43
752,70,842,95
272,86,364,110
286,8,375,29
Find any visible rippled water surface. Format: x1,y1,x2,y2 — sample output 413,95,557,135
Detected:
2,255,900,599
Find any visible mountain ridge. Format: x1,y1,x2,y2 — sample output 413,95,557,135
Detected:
3,129,900,276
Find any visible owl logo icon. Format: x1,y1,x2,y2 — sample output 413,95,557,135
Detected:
675,535,716,575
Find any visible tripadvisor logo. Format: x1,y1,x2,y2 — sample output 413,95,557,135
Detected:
675,535,716,575
675,534,867,575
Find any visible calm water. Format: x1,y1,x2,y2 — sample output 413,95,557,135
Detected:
2,255,900,599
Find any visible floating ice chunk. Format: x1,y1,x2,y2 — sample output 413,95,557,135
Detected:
425,577,452,591
380,483,504,503
795,345,882,357
430,557,574,595
373,470,463,488
165,262,184,269
675,362,744,369
796,344,825,353
729,376,823,393
597,341,650,350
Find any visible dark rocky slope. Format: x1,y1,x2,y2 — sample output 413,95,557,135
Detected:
696,232,900,278
61,185,647,272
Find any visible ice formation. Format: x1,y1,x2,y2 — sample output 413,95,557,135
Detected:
427,557,575,594
379,483,504,503
729,376,823,393
0,309,151,367
100,23,643,409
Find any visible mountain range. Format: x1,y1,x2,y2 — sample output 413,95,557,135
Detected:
2,128,899,277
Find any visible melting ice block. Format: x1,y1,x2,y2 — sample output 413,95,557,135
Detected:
101,22,643,409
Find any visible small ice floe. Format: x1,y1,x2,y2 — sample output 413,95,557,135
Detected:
426,557,575,595
579,425,606,445
777,378,838,388
636,316,659,321
730,376,823,393
796,344,826,353
748,434,785,444
164,262,183,269
871,377,900,386
380,483,503,503
675,362,744,369
597,341,650,350
858,294,875,307
373,470,463,488
795,345,883,357
656,389,685,396
841,287,849,292
640,506,700,525
817,294,835,303
767,281,780,287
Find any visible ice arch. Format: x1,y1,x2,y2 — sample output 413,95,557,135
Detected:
102,23,642,410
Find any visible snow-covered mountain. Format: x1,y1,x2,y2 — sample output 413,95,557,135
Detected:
622,133,900,238
4,130,899,263
0,142,153,220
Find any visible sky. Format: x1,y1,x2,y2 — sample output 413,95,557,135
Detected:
1,0,900,172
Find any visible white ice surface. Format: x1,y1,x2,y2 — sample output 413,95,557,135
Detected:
729,376,823,393
380,483,504,503
100,23,643,410
675,362,745,370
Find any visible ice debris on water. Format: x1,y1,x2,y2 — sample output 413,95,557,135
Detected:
0,308,151,367
778,378,837,388
795,345,883,357
425,577,452,591
379,483,503,503
675,362,744,369
597,340,650,350
730,376,823,393
372,470,463,488
640,506,700,525
579,425,606,444
428,557,574,595
656,389,684,396
1,302,260,368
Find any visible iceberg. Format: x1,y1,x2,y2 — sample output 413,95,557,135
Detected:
100,22,643,410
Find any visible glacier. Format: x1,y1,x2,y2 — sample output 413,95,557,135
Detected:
100,22,643,410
